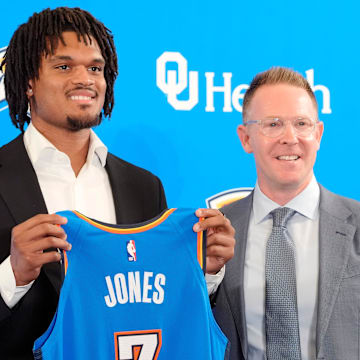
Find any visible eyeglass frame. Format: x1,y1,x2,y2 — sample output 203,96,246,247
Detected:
242,116,319,138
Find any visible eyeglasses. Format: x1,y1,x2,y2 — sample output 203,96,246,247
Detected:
243,117,318,138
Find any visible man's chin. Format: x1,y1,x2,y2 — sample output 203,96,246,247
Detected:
275,175,312,191
66,114,102,131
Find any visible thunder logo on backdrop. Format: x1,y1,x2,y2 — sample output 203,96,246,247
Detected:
0,46,7,112
206,188,253,209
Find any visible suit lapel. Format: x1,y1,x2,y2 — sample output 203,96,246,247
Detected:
0,135,62,294
316,186,356,356
223,193,253,359
0,135,48,222
105,153,128,224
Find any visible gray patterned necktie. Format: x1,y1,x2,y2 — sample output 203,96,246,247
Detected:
265,207,302,360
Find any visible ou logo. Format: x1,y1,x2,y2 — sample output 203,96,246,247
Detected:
156,52,198,111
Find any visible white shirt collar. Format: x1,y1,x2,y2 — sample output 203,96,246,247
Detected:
253,176,320,224
23,122,108,167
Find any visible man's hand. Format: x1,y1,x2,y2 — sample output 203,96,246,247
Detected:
193,209,235,274
10,214,71,286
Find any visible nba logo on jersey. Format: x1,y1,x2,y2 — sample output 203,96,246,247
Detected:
127,240,137,262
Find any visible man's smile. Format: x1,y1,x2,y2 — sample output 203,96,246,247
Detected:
276,155,300,161
67,90,97,104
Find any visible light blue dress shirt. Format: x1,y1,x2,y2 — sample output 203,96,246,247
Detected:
245,177,320,360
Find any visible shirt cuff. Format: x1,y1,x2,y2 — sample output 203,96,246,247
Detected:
0,256,34,308
205,265,225,295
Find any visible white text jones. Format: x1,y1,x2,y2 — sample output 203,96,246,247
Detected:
104,271,166,307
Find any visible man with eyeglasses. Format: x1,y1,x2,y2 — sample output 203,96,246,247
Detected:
213,66,360,360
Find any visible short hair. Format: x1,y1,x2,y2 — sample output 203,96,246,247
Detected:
1,7,118,132
242,67,318,121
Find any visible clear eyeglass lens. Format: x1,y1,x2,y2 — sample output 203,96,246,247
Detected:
261,118,315,137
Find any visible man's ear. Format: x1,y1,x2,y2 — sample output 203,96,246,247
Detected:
26,80,34,98
314,121,324,150
237,124,253,154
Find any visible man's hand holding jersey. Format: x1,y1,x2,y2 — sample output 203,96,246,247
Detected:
193,208,235,274
10,214,71,286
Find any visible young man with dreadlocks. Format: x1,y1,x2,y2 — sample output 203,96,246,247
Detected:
0,7,234,359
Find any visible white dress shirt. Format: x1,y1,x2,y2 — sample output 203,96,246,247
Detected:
0,122,116,307
245,177,319,360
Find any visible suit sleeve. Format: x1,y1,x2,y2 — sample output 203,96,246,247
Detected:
0,198,59,358
157,175,167,212
0,201,18,322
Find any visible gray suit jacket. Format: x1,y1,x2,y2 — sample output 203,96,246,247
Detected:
213,185,360,360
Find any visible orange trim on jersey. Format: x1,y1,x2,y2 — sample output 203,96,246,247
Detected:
114,329,162,360
197,217,204,269
63,251,69,276
72,209,177,234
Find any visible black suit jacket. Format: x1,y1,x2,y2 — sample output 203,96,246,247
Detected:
0,135,167,359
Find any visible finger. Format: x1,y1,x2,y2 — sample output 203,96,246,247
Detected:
13,222,68,245
31,236,71,252
14,250,63,272
195,208,222,218
193,208,225,232
32,250,63,267
206,233,235,247
30,222,67,240
194,214,233,233
206,244,234,261
14,214,68,233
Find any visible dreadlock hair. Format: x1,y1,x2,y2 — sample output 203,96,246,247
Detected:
1,7,118,132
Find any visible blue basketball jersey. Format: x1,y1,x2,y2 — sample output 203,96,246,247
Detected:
33,208,229,359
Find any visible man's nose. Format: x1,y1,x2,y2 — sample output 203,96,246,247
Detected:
71,67,94,86
279,121,298,145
